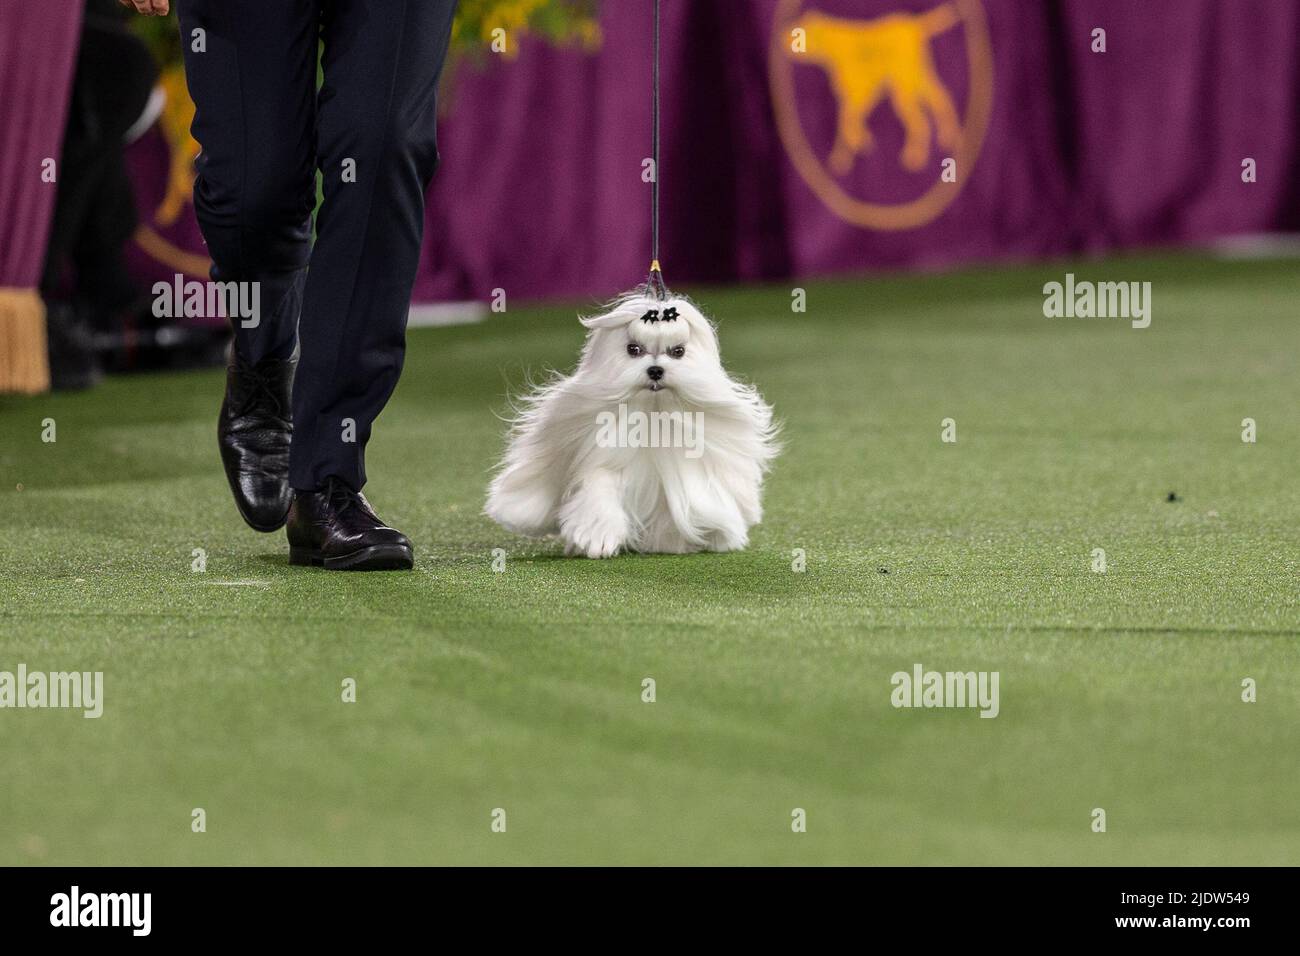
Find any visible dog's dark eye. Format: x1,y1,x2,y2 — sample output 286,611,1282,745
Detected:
668,345,686,359
627,343,644,357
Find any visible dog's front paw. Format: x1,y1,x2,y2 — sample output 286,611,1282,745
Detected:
563,511,628,559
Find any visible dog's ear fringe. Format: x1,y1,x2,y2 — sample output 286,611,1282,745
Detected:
578,286,715,332
493,364,570,430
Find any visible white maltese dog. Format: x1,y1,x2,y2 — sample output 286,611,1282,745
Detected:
485,293,779,557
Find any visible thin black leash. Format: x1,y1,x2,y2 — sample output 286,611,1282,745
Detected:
647,0,669,301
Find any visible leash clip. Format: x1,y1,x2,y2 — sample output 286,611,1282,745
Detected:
647,259,669,302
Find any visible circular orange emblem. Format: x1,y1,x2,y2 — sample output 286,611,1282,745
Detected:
769,0,994,230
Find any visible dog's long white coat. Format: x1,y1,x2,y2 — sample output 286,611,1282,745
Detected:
485,294,779,557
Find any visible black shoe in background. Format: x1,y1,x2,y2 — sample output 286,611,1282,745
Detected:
45,301,103,392
218,352,294,532
286,478,414,571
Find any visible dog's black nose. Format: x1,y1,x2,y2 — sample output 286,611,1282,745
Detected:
646,366,664,381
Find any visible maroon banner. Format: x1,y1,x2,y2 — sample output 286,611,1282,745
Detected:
123,66,212,289
114,2,1300,306
1058,0,1300,249
414,0,1300,302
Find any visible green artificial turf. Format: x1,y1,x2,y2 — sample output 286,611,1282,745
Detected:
1,253,1297,865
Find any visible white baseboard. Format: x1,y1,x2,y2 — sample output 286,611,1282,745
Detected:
407,301,489,328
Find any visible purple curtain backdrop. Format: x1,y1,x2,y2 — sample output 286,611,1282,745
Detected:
414,0,1300,302
0,4,83,287
109,1,1299,306
1059,0,1300,247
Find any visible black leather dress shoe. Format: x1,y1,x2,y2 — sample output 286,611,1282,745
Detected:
218,352,295,532
286,478,414,571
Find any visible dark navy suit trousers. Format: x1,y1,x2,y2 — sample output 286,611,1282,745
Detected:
178,0,457,490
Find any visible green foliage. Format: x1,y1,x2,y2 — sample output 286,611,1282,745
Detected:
452,0,601,60
128,9,181,65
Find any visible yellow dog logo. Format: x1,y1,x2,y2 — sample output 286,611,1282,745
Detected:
769,0,994,231
792,5,962,173
132,64,211,278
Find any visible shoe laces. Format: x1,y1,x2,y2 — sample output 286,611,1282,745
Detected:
325,477,359,513
233,357,287,419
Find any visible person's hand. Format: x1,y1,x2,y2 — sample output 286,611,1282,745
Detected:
119,0,170,15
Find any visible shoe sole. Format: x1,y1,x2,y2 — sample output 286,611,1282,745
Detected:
235,497,289,534
289,544,414,571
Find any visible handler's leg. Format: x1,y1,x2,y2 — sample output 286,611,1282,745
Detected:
290,0,458,493
178,0,319,531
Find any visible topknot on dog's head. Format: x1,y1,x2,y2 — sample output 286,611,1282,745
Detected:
579,290,712,337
